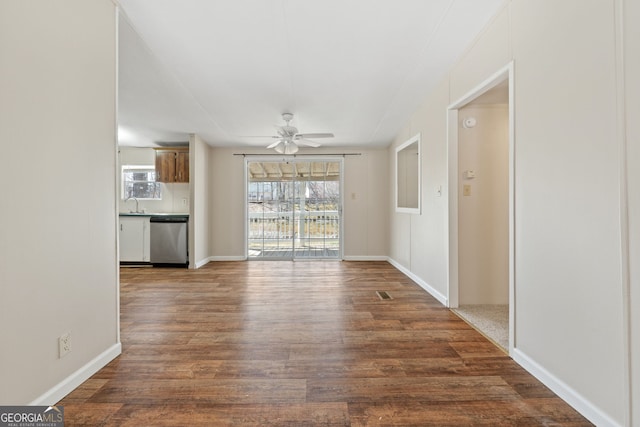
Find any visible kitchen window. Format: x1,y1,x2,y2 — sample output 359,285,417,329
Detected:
122,165,162,200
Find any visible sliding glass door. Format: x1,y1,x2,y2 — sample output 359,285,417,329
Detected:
247,158,342,259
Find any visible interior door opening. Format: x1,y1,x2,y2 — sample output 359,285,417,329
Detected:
447,63,514,354
246,158,342,260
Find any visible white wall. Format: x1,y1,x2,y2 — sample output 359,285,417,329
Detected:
389,1,630,424
389,80,450,301
458,105,509,305
208,147,388,260
0,0,119,404
208,148,246,259
118,147,190,214
190,134,211,267
342,149,389,259
624,0,640,422
511,2,624,424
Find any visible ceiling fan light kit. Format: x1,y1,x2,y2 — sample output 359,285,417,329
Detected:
273,140,299,155
263,113,334,153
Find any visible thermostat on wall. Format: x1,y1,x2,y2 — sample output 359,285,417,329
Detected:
463,170,475,179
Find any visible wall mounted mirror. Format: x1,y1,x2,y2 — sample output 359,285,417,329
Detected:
395,133,421,214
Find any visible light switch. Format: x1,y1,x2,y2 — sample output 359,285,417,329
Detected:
463,184,471,196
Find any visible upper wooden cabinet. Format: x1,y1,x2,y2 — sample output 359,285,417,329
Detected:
175,151,189,182
155,148,189,183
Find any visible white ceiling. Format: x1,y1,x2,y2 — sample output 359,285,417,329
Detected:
117,0,505,149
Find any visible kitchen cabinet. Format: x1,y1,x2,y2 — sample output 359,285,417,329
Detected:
155,148,189,183
119,216,150,262
175,150,189,182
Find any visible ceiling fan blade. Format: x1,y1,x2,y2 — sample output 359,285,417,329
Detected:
266,140,283,149
243,135,281,138
295,133,334,139
295,139,321,148
263,115,332,152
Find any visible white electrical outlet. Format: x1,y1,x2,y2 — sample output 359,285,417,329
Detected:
59,332,71,358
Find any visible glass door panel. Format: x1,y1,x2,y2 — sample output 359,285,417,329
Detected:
248,180,295,258
247,159,341,259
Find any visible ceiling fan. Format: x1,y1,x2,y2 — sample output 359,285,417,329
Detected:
265,113,334,154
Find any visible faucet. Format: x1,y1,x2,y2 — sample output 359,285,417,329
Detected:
125,196,140,213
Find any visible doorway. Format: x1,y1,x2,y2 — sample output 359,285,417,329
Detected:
246,158,343,259
447,63,514,353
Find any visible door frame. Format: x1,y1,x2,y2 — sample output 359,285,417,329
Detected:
244,155,345,260
446,61,515,354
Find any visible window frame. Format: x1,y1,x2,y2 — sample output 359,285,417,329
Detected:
121,164,162,200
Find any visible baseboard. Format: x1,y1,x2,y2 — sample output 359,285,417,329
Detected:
387,257,448,306
208,256,247,261
29,343,121,406
206,256,389,262
194,256,245,267
512,348,621,427
194,257,211,269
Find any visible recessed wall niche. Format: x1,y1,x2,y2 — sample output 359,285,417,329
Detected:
395,133,421,214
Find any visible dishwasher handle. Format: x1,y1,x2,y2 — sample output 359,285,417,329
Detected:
150,216,188,223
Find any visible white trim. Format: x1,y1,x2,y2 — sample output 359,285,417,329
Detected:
29,343,121,406
507,62,516,356
188,134,196,270
446,61,515,355
243,156,249,258
446,108,459,308
614,0,632,424
388,257,448,306
394,133,422,214
449,63,513,108
339,158,345,260
209,256,247,262
343,255,388,261
513,349,622,427
194,257,211,268
114,6,121,346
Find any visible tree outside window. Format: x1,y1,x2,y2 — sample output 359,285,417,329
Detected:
122,165,161,200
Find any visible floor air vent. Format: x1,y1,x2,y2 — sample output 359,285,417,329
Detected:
376,291,393,300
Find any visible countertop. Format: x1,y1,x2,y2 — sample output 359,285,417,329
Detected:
119,212,189,217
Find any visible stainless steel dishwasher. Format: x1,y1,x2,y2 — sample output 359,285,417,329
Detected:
150,215,188,266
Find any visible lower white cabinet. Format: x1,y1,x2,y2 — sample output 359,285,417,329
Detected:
119,216,150,262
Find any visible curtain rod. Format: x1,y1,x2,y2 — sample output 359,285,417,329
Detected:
233,153,361,157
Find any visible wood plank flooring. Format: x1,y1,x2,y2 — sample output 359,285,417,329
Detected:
58,261,592,426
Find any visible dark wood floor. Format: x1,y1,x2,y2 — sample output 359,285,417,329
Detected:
58,261,592,426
